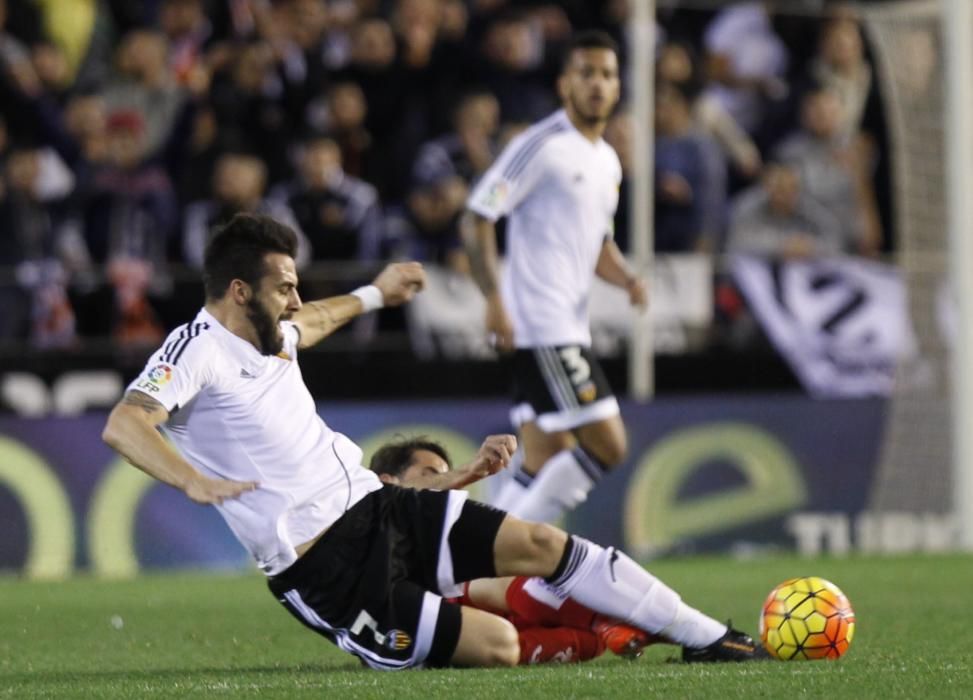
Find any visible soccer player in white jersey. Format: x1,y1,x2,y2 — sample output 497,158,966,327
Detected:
102,213,762,669
462,31,648,523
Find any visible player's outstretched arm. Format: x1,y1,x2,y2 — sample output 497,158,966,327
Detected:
102,391,258,505
461,211,514,351
595,239,648,309
291,262,426,349
398,434,518,491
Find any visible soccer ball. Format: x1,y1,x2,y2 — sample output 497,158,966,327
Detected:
758,576,855,660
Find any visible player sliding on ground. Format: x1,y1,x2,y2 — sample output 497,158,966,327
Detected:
369,435,659,664
102,213,764,669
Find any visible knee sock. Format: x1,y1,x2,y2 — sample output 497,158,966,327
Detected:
545,535,727,649
506,447,606,523
517,627,604,664
491,449,532,511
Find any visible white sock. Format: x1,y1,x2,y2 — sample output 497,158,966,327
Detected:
547,536,726,648
522,576,569,610
507,448,601,523
491,450,532,511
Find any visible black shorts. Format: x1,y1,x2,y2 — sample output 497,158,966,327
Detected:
267,485,506,670
510,346,620,432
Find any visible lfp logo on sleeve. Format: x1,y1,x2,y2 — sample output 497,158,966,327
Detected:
137,364,174,393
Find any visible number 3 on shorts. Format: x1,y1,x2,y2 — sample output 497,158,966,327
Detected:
559,346,591,388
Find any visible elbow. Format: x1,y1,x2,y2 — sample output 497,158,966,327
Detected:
101,415,120,450
101,406,128,451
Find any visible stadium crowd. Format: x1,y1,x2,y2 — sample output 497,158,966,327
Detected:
0,0,891,352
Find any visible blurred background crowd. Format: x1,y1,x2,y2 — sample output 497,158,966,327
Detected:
0,0,894,377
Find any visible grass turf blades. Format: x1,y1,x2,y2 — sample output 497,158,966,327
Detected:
1,554,970,699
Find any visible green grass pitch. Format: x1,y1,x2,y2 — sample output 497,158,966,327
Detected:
1,554,971,699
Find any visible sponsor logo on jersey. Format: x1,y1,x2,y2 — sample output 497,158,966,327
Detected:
483,180,509,210
385,629,412,651
146,364,173,386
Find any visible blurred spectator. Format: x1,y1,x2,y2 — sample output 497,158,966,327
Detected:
102,30,186,154
412,89,500,190
159,0,214,86
774,86,881,256
386,169,468,273
29,39,71,99
0,147,90,347
183,152,310,269
172,102,220,205
475,12,555,124
654,82,727,253
63,92,108,163
809,17,875,140
702,1,789,139
75,109,179,346
208,39,296,183
274,135,383,265
658,40,761,179
340,17,404,197
321,80,379,190
727,162,842,259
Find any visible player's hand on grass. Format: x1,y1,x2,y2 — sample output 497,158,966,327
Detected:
469,434,518,477
184,475,259,505
486,297,515,352
373,262,426,306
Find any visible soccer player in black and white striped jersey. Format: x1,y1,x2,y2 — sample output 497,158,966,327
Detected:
463,31,648,524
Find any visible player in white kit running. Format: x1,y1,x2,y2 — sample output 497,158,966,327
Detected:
102,212,761,669
463,31,648,523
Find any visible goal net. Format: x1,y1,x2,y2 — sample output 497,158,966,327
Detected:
859,0,970,546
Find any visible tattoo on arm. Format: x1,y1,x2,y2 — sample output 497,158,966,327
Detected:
122,390,166,416
306,300,337,334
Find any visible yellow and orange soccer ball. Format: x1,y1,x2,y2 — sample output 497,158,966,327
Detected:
759,576,856,660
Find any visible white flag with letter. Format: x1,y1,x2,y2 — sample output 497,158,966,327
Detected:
731,255,916,397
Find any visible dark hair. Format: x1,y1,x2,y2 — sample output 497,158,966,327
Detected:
369,436,452,478
202,213,298,299
561,30,620,72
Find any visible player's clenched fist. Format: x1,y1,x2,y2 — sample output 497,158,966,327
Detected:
373,262,426,306
471,434,518,477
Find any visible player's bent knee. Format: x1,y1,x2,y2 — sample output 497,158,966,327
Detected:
577,420,628,468
598,441,627,468
451,607,520,667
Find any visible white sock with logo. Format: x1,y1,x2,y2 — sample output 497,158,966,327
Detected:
546,536,726,648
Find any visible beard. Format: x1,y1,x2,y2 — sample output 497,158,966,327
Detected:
246,297,284,356
569,91,613,127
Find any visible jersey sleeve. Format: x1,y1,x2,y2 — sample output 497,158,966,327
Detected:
467,131,548,221
127,330,214,412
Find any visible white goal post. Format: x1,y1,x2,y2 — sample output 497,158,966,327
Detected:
627,0,656,401
943,0,973,551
